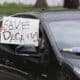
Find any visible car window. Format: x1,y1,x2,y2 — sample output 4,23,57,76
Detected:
49,20,80,50
0,16,44,54
0,15,40,52
0,14,50,55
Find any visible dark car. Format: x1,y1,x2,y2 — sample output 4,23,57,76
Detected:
0,11,80,80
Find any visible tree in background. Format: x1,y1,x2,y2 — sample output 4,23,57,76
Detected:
64,0,79,9
35,0,48,8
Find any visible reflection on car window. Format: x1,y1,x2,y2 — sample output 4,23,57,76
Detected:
49,20,80,50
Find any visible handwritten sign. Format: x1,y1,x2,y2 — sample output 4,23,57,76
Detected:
0,16,40,46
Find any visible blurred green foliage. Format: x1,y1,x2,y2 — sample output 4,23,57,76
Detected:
0,2,79,15
0,2,42,15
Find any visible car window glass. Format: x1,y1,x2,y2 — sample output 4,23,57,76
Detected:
0,15,40,53
49,20,80,50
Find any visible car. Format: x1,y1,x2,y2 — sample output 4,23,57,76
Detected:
0,11,80,80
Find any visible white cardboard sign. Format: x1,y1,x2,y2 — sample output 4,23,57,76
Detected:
0,16,40,46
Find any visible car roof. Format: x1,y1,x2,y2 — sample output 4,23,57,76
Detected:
40,11,80,22
14,11,80,21
1,11,80,22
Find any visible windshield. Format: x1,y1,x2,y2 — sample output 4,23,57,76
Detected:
49,20,80,51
